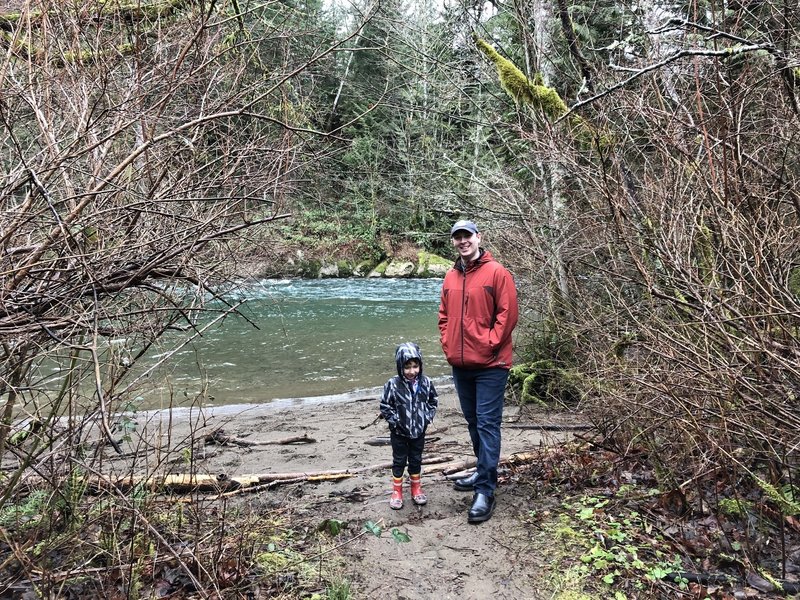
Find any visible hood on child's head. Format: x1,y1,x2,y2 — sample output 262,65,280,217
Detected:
395,342,423,378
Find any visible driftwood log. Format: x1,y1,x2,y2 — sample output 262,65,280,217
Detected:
426,451,541,476
84,454,458,495
204,429,316,447
75,449,546,496
86,470,356,494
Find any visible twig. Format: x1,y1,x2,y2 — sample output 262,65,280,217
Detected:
364,436,440,446
558,44,775,123
504,424,592,431
359,413,383,430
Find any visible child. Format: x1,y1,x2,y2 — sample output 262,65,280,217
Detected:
380,342,438,509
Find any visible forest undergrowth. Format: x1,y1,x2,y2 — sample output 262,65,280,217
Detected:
3,420,799,600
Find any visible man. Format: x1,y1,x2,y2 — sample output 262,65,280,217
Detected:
438,219,519,523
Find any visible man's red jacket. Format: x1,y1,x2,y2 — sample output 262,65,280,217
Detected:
438,250,519,369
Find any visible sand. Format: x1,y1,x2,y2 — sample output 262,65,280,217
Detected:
121,385,579,599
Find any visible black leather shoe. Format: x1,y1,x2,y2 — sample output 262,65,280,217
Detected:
453,471,479,491
467,493,496,523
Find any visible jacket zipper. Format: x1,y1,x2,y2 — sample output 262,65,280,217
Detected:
459,266,467,366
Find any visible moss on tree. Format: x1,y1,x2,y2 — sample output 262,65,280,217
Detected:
510,360,582,406
474,37,567,116
473,36,604,147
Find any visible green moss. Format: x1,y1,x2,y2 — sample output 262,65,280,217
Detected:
372,261,388,275
1,0,187,29
0,490,48,529
510,360,582,406
354,260,377,277
539,515,598,598
510,360,556,405
521,373,549,406
0,10,35,27
256,548,299,570
509,363,539,387
416,251,431,273
789,267,800,297
57,43,135,66
473,36,605,147
554,523,581,542
529,82,569,118
553,592,596,600
474,38,566,115
694,221,717,286
336,260,353,277
416,251,450,277
426,252,451,266
297,260,321,278
718,497,752,518
755,477,800,516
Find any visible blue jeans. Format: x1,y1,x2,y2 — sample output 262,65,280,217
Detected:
451,366,509,496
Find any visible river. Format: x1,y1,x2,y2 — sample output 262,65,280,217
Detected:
136,278,450,410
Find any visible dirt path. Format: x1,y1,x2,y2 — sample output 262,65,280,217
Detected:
130,387,581,599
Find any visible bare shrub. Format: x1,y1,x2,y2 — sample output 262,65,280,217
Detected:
0,1,350,595
472,4,800,496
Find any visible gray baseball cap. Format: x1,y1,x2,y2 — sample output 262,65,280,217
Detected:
450,219,479,236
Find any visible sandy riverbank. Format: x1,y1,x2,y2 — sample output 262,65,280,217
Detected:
111,387,582,599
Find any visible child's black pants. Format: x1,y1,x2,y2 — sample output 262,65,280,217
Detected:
390,431,425,478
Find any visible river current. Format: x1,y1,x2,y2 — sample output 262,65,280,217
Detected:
138,278,450,410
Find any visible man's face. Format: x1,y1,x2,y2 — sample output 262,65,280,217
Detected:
451,230,481,262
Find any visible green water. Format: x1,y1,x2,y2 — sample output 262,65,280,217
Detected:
135,278,450,409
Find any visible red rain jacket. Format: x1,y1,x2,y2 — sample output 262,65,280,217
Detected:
438,250,519,369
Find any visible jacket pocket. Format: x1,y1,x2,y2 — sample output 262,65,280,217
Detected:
461,318,495,366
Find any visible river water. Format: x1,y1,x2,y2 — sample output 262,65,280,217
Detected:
138,278,450,410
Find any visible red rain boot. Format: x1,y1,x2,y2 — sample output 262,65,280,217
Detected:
410,473,427,506
389,476,404,509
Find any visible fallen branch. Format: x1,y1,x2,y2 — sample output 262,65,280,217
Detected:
428,451,542,476
504,424,592,431
86,469,354,494
205,429,316,447
444,469,474,480
351,454,454,473
199,475,344,501
84,454,457,494
429,458,476,476
364,436,440,446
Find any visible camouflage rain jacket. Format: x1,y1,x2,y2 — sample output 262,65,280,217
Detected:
380,342,438,439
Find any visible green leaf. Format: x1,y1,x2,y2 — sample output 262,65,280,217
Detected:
363,520,382,537
648,566,669,579
390,528,411,543
319,518,345,536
